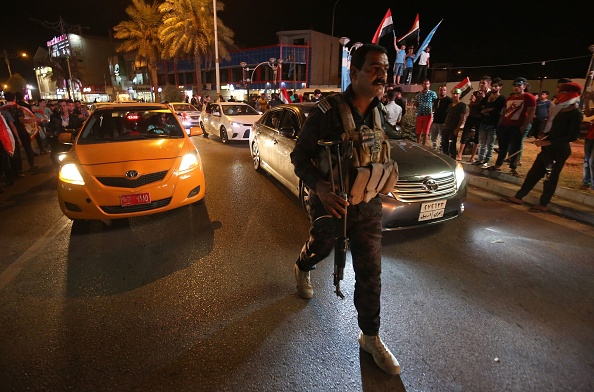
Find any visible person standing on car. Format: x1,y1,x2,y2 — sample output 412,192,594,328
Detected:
290,43,401,376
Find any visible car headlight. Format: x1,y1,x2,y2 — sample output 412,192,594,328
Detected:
455,162,465,189
57,153,68,162
179,151,199,173
231,121,241,128
59,163,85,185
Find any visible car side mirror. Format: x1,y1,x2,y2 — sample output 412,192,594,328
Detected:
279,126,296,138
213,111,220,116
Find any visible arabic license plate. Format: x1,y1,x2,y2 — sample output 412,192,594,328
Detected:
121,192,151,207
418,199,447,221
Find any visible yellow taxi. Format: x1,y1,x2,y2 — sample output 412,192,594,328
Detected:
57,103,205,222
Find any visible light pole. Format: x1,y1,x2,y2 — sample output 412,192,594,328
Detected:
241,58,283,100
329,0,341,86
2,50,27,77
213,0,221,101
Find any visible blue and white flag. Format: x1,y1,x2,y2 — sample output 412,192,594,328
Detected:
414,19,443,62
341,46,351,92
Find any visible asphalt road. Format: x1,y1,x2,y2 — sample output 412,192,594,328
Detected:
0,137,593,391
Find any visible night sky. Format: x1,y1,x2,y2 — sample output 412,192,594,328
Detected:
2,0,591,85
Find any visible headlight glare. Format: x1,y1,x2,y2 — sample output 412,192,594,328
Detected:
455,162,465,189
179,152,199,172
59,163,85,185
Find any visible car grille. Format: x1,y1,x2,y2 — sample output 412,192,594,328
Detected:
96,170,169,188
393,173,456,203
100,197,172,214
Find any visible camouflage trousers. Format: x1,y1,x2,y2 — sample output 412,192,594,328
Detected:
296,194,383,335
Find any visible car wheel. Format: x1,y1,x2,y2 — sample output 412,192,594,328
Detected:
251,141,262,171
220,126,228,144
200,121,208,138
299,182,311,215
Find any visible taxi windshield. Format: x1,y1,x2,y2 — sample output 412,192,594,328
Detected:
77,108,185,144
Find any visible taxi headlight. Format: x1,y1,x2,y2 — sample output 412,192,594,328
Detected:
231,121,241,128
179,152,199,173
59,163,85,185
455,162,465,189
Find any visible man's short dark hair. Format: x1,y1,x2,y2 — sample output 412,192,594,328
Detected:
491,77,503,86
480,76,492,83
57,99,68,104
394,86,403,93
387,90,396,101
4,92,15,101
66,99,74,104
350,43,388,70
541,90,549,95
15,91,24,100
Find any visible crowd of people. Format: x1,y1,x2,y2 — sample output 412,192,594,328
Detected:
0,95,87,192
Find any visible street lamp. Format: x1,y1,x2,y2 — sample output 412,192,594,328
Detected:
2,50,27,77
241,58,284,100
329,0,341,85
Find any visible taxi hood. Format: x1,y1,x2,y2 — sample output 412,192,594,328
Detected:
74,139,190,165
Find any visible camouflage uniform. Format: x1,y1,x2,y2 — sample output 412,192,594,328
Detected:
290,86,387,336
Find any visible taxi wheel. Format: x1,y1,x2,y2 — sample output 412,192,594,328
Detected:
71,219,90,235
220,126,228,144
251,142,262,171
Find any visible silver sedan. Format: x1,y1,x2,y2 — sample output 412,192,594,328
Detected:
249,103,467,230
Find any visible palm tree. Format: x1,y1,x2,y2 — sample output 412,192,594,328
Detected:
113,0,163,102
159,0,234,96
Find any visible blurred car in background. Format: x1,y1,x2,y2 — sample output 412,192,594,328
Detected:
57,103,205,227
200,102,262,143
170,102,202,136
249,102,467,230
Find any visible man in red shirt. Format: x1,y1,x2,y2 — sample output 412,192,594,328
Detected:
489,77,536,175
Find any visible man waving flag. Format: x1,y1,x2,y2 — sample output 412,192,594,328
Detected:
413,19,443,62
371,9,393,44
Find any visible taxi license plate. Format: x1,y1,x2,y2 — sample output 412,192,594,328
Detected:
121,192,151,207
418,199,447,221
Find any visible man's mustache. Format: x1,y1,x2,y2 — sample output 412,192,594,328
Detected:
372,78,386,85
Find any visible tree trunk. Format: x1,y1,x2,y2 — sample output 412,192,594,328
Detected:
194,52,203,96
148,63,159,103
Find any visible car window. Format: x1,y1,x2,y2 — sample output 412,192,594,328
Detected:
263,110,283,129
222,104,260,116
280,110,300,135
174,104,198,112
77,108,185,144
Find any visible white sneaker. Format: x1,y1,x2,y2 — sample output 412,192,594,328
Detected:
294,264,313,299
358,332,401,375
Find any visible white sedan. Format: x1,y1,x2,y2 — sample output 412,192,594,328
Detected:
170,102,202,136
200,102,262,143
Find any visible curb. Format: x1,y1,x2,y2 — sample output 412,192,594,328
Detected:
462,163,594,226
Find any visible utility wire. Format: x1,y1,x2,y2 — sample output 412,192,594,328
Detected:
436,55,591,70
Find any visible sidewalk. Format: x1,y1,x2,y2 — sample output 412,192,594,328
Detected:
462,161,594,226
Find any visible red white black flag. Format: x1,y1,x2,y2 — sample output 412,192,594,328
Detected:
371,9,394,44
398,13,420,47
451,77,473,99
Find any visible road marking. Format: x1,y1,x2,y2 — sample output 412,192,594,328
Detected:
0,216,71,291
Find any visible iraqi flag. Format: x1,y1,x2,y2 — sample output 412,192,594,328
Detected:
280,87,292,104
398,13,420,47
0,114,15,156
371,9,393,44
451,77,473,99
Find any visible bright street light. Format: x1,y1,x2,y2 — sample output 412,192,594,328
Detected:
2,50,27,77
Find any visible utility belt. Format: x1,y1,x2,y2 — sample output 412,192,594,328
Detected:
315,95,398,205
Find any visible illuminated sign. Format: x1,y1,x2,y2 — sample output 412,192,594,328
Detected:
47,34,71,58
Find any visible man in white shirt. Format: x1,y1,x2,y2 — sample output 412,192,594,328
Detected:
384,89,402,127
415,46,431,84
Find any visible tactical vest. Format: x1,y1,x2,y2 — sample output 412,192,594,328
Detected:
317,95,399,205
